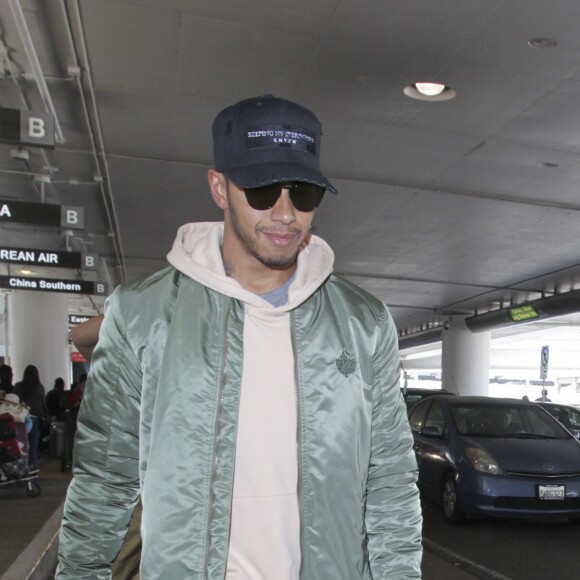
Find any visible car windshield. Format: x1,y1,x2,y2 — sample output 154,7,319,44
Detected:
450,402,571,439
540,404,580,431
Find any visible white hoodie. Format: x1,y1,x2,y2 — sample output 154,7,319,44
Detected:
167,223,334,580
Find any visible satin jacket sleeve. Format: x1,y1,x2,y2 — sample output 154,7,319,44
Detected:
365,307,423,578
56,289,141,579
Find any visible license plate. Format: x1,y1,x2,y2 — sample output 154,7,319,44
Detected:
538,484,566,500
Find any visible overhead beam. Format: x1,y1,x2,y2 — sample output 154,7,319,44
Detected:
465,289,580,333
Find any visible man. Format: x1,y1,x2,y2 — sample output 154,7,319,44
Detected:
57,95,422,579
46,377,66,419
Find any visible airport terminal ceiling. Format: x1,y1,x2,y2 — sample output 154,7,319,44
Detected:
1,0,580,340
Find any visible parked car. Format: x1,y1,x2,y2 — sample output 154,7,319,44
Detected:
408,395,580,524
536,402,580,439
402,387,455,409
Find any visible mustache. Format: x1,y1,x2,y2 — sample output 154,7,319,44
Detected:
256,226,302,235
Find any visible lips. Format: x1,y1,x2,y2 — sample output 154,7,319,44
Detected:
262,232,298,248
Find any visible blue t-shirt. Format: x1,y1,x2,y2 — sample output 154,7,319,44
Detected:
258,272,296,307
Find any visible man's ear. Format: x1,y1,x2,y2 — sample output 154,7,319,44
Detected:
208,169,228,210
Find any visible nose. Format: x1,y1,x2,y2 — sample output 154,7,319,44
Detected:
269,189,296,224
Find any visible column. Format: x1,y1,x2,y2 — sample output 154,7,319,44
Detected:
6,291,69,391
442,315,490,396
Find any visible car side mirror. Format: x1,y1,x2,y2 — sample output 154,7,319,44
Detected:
421,425,443,438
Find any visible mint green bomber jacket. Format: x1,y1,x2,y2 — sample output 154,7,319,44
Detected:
57,266,422,579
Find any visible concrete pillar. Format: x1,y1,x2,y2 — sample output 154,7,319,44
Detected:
442,315,490,396
6,291,69,391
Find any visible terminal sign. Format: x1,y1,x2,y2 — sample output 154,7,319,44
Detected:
0,107,55,148
0,199,84,230
0,275,107,296
0,246,98,270
508,304,539,322
69,314,92,325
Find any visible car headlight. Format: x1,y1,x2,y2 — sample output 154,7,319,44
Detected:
465,447,504,475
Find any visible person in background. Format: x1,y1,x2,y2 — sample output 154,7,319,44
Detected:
46,377,67,420
0,391,31,460
535,388,552,402
67,374,87,410
14,365,49,470
0,364,15,398
58,95,422,579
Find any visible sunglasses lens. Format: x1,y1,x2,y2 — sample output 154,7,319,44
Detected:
244,183,325,212
244,184,282,210
290,184,325,212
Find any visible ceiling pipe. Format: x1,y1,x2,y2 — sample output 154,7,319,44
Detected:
58,0,128,282
7,0,66,144
1,31,57,186
465,288,580,333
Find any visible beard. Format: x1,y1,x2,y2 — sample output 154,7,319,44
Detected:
228,199,302,270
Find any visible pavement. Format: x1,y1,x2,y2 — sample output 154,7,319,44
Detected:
0,449,481,580
0,449,69,580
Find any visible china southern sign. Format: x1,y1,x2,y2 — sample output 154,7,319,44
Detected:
0,276,107,296
0,199,83,229
0,247,98,270
0,107,55,148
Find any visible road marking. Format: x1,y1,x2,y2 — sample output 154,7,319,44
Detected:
423,537,515,580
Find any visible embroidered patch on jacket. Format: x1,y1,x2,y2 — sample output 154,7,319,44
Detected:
335,351,357,377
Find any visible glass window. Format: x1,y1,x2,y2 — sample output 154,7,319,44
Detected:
565,408,580,429
408,401,430,432
547,405,580,430
424,400,447,437
449,403,570,439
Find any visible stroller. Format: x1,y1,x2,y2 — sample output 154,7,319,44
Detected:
0,395,41,497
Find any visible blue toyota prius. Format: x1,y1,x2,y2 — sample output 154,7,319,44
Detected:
408,395,580,524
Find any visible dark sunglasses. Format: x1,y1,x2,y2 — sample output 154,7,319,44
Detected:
243,182,325,212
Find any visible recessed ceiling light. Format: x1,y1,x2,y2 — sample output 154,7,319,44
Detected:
528,38,557,49
19,269,35,275
404,83,456,102
415,82,445,96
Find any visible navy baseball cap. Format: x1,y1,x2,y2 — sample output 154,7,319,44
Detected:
212,94,337,194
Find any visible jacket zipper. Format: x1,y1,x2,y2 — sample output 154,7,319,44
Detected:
204,299,231,580
290,311,304,579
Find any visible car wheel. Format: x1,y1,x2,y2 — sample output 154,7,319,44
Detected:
442,474,465,524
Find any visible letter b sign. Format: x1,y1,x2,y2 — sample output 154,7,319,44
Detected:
61,205,84,230
29,117,45,139
20,110,55,148
82,253,99,270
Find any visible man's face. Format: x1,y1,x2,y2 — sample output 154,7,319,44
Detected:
225,179,316,270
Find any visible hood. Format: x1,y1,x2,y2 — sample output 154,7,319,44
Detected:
166,222,334,312
464,436,580,474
